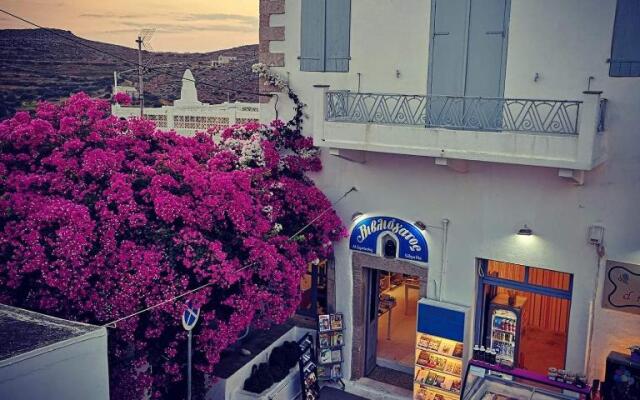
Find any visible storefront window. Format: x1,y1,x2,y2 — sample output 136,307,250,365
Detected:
476,259,573,375
297,260,328,317
487,260,526,282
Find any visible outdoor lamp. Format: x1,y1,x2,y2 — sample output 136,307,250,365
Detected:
351,212,363,221
517,224,533,236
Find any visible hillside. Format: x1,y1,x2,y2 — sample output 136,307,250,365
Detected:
0,28,258,118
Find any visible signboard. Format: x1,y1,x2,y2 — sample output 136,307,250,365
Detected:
349,216,428,262
182,303,200,331
602,260,640,315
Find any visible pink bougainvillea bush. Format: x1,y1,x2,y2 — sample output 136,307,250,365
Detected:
0,93,344,399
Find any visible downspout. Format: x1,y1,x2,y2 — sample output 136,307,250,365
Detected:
438,218,450,302
585,242,605,377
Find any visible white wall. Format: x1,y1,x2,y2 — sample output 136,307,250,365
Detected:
0,329,109,400
263,0,640,381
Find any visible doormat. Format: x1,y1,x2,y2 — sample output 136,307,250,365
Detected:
368,366,413,390
320,386,369,400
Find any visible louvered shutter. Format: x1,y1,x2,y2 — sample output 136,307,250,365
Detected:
325,0,351,72
300,0,326,72
610,0,640,77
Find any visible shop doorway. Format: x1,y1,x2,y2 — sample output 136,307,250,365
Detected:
475,259,573,375
351,252,428,381
365,269,421,375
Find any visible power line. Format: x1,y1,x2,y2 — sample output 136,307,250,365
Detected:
102,187,357,329
0,8,270,99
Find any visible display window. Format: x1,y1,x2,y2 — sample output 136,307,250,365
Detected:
475,260,573,375
297,260,329,318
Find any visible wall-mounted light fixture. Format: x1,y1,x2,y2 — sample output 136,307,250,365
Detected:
414,220,427,231
517,224,533,236
351,212,364,221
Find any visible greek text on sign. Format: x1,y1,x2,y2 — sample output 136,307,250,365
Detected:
349,216,428,262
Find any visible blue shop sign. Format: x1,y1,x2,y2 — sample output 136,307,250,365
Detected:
349,216,428,262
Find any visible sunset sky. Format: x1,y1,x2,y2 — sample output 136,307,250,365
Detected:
0,0,259,52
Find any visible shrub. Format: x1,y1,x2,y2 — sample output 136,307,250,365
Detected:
0,93,344,399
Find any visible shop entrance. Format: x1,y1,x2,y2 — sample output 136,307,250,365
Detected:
365,269,421,375
350,252,429,382
475,259,573,375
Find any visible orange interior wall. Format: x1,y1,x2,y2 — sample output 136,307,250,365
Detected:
488,261,571,334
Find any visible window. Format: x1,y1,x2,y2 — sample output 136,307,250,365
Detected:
610,0,640,77
297,260,329,317
300,0,351,72
475,260,573,374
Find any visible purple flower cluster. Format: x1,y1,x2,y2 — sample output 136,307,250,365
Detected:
0,93,345,399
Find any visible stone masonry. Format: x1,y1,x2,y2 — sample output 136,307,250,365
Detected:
259,0,286,103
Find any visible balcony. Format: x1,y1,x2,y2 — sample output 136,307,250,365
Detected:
312,87,607,176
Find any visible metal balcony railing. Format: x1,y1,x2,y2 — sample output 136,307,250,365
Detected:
326,91,582,135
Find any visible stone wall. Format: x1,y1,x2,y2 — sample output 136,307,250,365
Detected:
259,0,286,103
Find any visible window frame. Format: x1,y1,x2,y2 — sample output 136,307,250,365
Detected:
299,0,352,73
473,259,573,353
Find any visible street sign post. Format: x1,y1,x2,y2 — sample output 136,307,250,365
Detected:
182,303,200,400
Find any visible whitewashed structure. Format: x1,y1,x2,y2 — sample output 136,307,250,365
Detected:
113,69,259,136
212,55,239,67
259,0,640,398
0,305,109,400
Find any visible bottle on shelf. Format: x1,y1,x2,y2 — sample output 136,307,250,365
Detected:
591,379,602,400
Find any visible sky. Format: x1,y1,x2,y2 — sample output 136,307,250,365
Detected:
0,0,259,52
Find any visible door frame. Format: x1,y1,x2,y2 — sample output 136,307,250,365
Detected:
364,268,380,375
351,252,429,380
426,0,511,99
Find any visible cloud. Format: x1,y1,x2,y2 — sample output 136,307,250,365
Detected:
79,11,257,34
80,12,164,19
175,13,258,25
116,21,257,34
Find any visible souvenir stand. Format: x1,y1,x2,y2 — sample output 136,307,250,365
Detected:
298,333,320,400
414,298,469,400
317,313,345,388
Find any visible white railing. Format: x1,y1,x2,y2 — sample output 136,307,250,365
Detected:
113,102,260,136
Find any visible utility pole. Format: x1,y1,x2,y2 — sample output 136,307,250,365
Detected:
136,35,144,117
134,28,155,117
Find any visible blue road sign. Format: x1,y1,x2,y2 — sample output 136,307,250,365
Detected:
181,304,200,331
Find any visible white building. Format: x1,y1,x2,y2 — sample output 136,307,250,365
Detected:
259,1,640,399
0,304,109,400
113,69,259,136
212,55,239,67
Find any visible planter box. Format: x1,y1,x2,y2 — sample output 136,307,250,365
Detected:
233,367,300,400
206,325,314,400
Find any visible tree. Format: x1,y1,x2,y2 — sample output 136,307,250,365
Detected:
0,93,344,399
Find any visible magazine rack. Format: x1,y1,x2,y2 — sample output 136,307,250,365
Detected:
298,333,320,400
316,313,345,388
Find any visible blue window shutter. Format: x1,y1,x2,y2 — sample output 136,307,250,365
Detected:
429,0,468,96
610,0,640,77
300,0,326,72
325,0,351,72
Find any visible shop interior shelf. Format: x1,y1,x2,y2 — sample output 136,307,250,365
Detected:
415,345,463,361
414,364,462,379
414,381,461,397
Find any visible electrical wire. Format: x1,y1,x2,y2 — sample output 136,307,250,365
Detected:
102,187,357,329
0,8,271,99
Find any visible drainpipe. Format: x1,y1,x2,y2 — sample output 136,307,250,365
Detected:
439,218,450,302
585,241,605,377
